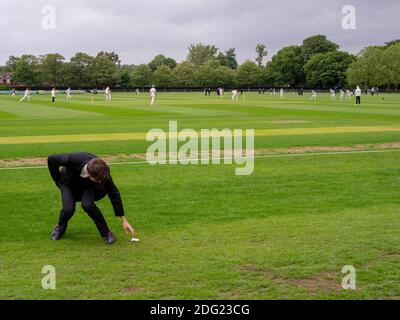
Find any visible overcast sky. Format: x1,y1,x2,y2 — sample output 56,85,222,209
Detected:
0,0,399,65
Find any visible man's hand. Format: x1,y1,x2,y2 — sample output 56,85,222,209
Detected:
120,216,136,236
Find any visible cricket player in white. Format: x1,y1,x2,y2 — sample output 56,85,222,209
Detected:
150,86,157,106
51,88,56,103
340,90,345,100
355,86,362,105
345,90,351,100
19,88,31,102
279,88,284,99
330,89,336,100
66,87,72,100
311,90,317,100
232,89,239,101
105,87,111,102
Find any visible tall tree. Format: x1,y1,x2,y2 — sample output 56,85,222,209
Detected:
236,60,263,88
69,52,95,88
215,66,237,87
382,43,400,89
195,60,220,87
153,65,173,88
131,64,152,87
148,55,177,72
39,53,65,86
9,55,41,86
255,44,268,66
96,51,121,65
302,35,339,61
304,51,355,88
187,44,218,66
172,61,197,88
347,46,385,88
91,52,119,87
216,48,238,69
267,46,305,87
119,65,135,89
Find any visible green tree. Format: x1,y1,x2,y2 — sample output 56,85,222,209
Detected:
216,48,238,70
215,66,236,87
187,44,218,66
69,52,95,88
119,65,135,89
347,46,385,88
382,43,400,89
5,55,19,70
131,64,152,87
236,61,262,88
153,65,173,88
302,35,339,61
385,39,400,48
195,60,220,87
148,55,177,72
91,52,119,87
304,51,355,88
172,61,197,88
96,51,121,65
39,53,65,86
57,62,75,87
260,66,274,87
10,55,41,86
255,44,268,66
267,46,305,87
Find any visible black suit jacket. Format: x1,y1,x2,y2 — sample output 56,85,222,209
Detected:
47,152,125,217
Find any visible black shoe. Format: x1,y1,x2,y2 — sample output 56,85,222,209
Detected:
51,224,65,241
105,231,116,245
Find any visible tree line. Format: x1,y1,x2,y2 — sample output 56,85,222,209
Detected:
1,35,399,90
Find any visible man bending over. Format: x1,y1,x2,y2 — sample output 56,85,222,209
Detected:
47,152,136,245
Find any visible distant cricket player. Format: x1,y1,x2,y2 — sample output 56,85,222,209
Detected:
11,88,16,97
345,90,351,100
330,88,336,100
51,87,56,103
232,89,239,101
19,88,31,103
47,152,136,245
150,86,157,106
105,86,112,102
311,90,317,100
340,90,345,100
66,87,72,100
355,86,362,105
279,88,284,99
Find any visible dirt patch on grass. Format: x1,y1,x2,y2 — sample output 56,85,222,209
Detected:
1,142,400,168
254,142,400,156
0,153,147,168
237,264,341,293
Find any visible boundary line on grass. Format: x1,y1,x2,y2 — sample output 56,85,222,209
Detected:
0,148,400,171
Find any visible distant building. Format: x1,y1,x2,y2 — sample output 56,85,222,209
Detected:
0,73,12,86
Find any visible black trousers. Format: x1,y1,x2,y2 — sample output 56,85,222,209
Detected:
58,183,110,237
356,96,361,105
52,97,55,103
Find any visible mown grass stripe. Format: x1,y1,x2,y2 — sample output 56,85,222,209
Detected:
1,126,400,145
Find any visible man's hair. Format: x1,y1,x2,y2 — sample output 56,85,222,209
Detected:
87,158,110,183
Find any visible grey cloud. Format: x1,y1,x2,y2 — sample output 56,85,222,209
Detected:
0,0,399,65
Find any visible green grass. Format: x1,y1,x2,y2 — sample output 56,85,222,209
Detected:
0,92,399,299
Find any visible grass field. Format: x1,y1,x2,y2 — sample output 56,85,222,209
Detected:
0,91,399,299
